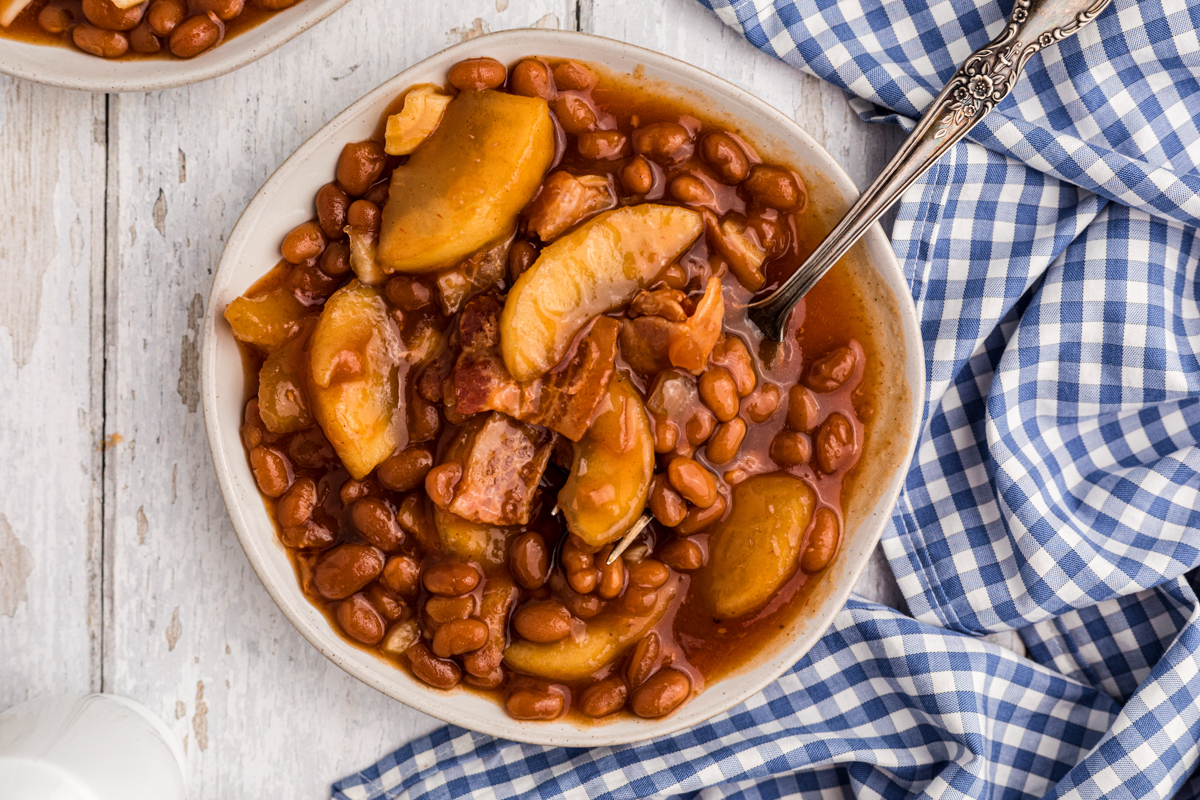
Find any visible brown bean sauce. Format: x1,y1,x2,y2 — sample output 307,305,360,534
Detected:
229,56,883,723
0,0,288,59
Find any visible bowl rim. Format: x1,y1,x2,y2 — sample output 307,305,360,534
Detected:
0,0,352,93
202,27,925,747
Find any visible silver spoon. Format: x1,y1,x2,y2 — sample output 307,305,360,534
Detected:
747,0,1113,341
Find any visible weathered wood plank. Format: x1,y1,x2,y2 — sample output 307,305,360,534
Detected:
102,2,575,797
0,77,106,709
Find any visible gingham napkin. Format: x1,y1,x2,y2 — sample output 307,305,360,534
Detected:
334,0,1200,797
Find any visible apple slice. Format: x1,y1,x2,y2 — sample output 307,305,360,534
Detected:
378,90,555,273
699,473,816,619
307,281,401,479
500,204,703,381
558,373,654,550
504,583,675,681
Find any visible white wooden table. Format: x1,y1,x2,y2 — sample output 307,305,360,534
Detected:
0,1,1005,796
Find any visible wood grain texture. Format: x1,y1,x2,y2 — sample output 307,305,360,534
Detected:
0,76,105,709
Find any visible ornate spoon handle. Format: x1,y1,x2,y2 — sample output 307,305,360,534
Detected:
747,0,1112,341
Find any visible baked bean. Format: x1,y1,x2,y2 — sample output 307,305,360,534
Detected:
700,131,750,183
507,240,538,282
649,475,687,527
279,519,335,550
657,538,704,571
619,585,658,616
562,537,599,594
577,129,630,161
513,601,572,643
666,457,717,509
787,385,821,431
509,59,554,100
384,275,433,311
396,494,438,553
631,668,691,718
448,57,507,91
669,174,715,207
288,260,339,300
424,595,475,624
805,346,857,392
579,677,627,718
376,445,434,493
552,96,597,136
597,549,626,600
338,478,370,506
320,240,352,277
314,544,384,600
506,688,564,720
770,429,811,467
337,594,385,645
424,462,461,508
364,584,408,623
336,140,387,197
350,497,404,551
627,559,669,590
194,0,242,21
553,61,597,91
699,366,740,422
632,122,693,165
706,417,746,464
711,335,756,398
277,477,317,527
38,1,76,33
72,24,128,57
406,641,461,689
168,13,223,59
660,262,689,290
363,180,390,207
287,426,335,469
743,383,781,423
258,0,299,8
423,561,480,596
146,0,185,36
509,531,550,590
801,508,840,573
675,493,726,535
625,631,660,687
315,183,350,240
432,618,488,657
743,164,805,210
380,555,421,597
816,413,856,473
619,156,654,195
82,0,142,30
250,445,292,497
464,667,505,690
408,396,443,443
684,406,716,446
748,209,788,257
347,200,380,237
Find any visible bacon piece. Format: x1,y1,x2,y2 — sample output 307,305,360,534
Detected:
442,412,555,526
523,171,618,242
450,296,617,441
435,238,511,316
619,276,724,376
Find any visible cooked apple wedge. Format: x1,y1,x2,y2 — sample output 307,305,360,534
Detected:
432,505,514,568
224,282,311,352
384,85,454,156
257,326,314,434
699,473,816,619
500,204,703,381
558,374,654,550
504,583,675,681
307,281,401,479
378,90,555,273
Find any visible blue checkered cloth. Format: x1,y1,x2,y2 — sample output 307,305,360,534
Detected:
333,0,1200,797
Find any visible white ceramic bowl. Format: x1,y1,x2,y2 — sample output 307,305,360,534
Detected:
202,29,925,747
0,0,351,92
